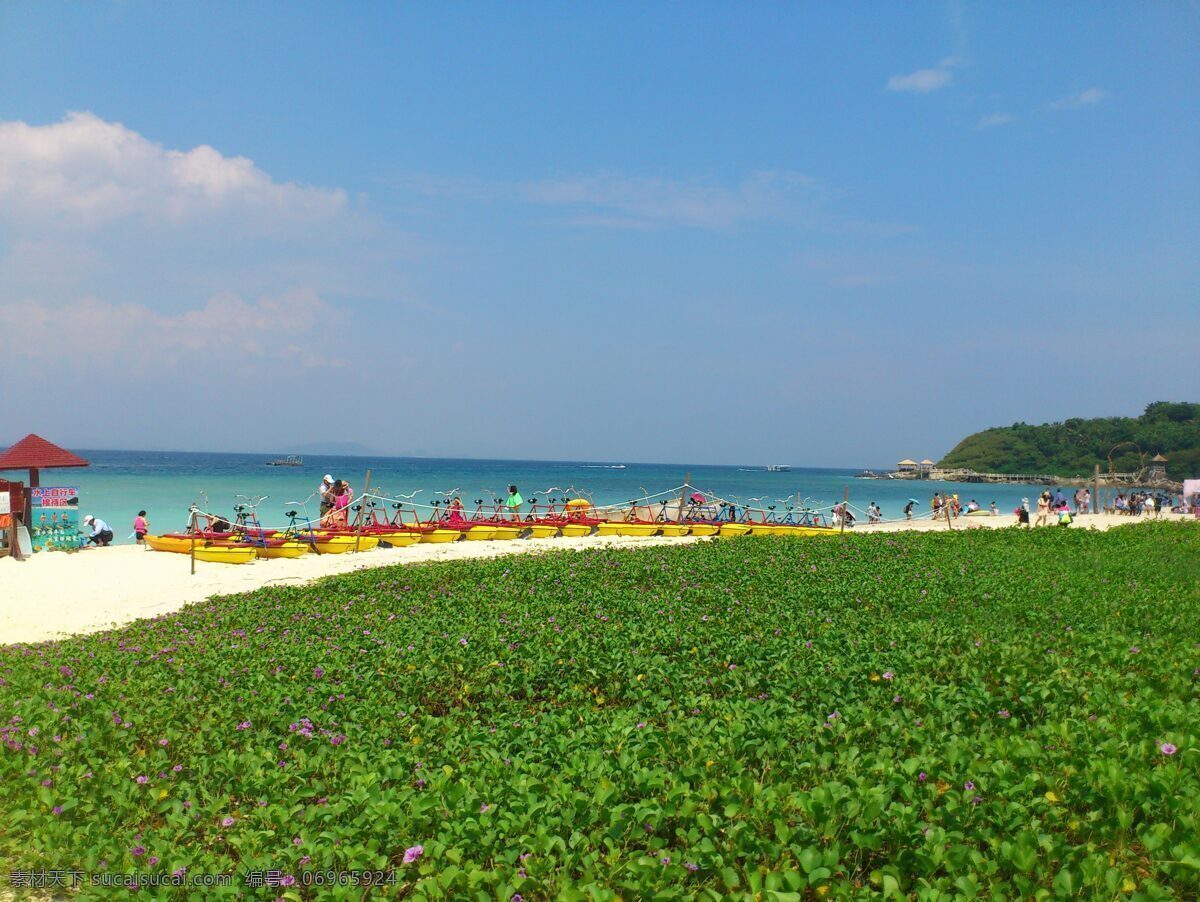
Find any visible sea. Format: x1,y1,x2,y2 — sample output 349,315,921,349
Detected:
10,450,1062,544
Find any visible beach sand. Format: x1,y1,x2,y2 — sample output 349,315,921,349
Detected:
1,512,1189,645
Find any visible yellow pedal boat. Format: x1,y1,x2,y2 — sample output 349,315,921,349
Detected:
419,529,461,543
616,523,661,537
525,524,560,539
488,526,522,540
558,523,592,537
376,532,423,547
658,524,691,537
686,524,720,537
719,523,753,537
193,546,258,564
255,542,310,559
465,526,497,541
595,522,624,537
311,535,378,554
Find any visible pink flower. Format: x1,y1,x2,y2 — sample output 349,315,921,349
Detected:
135,775,148,784
1160,742,1178,756
221,816,235,827
882,671,894,681
403,845,424,864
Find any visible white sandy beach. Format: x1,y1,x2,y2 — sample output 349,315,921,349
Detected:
0,512,1190,645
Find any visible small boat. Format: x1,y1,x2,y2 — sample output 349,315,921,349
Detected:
595,522,624,537
193,546,258,564
376,531,424,547
658,523,691,537
266,455,304,467
525,524,560,539
766,465,791,472
145,534,196,554
419,529,462,544
255,542,311,559
465,526,497,541
749,524,785,536
686,524,720,537
719,523,753,537
310,535,377,554
558,523,593,538
487,526,522,540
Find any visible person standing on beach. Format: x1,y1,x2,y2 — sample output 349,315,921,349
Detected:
506,485,524,522
334,481,352,528
1035,492,1051,527
903,500,914,520
318,474,336,525
133,510,148,544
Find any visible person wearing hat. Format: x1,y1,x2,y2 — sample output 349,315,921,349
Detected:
83,515,114,546
318,474,336,525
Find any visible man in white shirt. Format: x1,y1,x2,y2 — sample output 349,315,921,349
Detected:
318,475,335,522
83,514,114,546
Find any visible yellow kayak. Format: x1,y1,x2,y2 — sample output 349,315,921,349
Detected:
686,524,720,537
193,546,258,564
558,523,592,537
525,524,560,539
311,535,378,554
420,529,461,544
465,526,497,541
658,523,691,537
719,523,753,537
255,542,310,559
376,531,423,547
145,534,194,554
616,523,660,537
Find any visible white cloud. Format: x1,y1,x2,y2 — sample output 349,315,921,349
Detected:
886,64,954,93
0,111,346,229
393,170,834,231
0,288,345,371
976,113,1016,129
1050,88,1109,110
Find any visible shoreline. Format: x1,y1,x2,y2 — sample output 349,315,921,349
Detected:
1,512,1191,646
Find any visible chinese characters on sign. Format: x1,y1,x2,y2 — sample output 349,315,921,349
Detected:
30,486,83,552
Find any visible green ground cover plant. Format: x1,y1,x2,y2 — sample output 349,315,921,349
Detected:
1,523,1198,899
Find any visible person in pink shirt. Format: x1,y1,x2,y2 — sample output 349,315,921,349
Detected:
334,481,352,528
134,510,149,544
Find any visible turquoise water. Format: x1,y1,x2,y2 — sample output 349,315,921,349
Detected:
4,450,1060,545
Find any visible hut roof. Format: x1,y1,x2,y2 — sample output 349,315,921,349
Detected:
1151,453,1168,462
897,459,918,466
920,459,936,465
0,434,90,471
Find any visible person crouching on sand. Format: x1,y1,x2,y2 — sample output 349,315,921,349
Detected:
134,510,148,544
83,515,114,546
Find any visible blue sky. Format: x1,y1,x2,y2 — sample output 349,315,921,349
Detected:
1,2,1196,466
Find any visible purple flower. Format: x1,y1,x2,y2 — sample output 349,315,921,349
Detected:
130,846,146,858
636,722,646,729
998,709,1011,718
892,695,902,704
964,781,975,791
236,721,252,730
459,637,468,647
918,772,927,782
882,671,894,681
661,856,670,865
684,862,699,872
313,667,324,678
1129,646,1140,654
158,738,169,746
480,802,489,813
402,845,424,864
148,856,159,866
52,805,63,815
221,816,235,827
293,836,302,846
511,896,524,902
172,868,186,878
172,764,182,772
1160,742,1178,756
280,875,295,887
135,775,148,784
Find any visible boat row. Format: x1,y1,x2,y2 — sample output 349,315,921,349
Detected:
143,492,842,563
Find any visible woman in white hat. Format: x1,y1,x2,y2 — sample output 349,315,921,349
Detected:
318,475,336,526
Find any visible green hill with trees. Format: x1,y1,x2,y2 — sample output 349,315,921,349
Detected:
938,402,1200,481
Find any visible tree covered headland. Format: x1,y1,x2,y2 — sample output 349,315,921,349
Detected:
938,402,1200,480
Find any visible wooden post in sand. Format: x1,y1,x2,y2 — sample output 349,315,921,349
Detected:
355,469,372,554
839,486,849,534
676,473,690,523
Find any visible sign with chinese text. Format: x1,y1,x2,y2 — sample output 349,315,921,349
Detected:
30,486,83,551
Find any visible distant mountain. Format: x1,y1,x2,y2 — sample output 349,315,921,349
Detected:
290,441,385,457
938,402,1199,480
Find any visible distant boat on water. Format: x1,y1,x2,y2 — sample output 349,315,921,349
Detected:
266,455,304,467
766,465,791,472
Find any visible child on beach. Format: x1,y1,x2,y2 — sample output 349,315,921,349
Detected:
134,510,148,544
1035,492,1050,527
